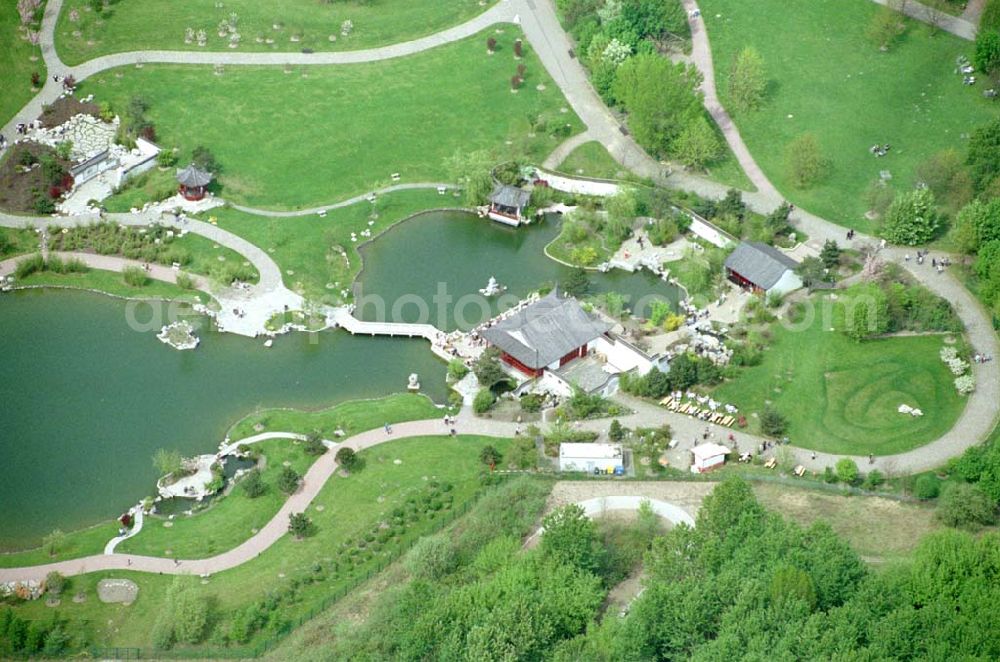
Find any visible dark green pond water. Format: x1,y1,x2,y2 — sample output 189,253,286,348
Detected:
356,211,681,330
0,290,446,550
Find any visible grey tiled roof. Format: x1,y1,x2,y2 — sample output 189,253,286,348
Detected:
488,183,531,209
482,291,611,369
724,241,799,289
176,164,213,187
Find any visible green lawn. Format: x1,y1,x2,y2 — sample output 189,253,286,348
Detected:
78,29,584,210
15,267,209,303
0,227,41,258
102,168,178,213
54,0,496,66
211,188,454,300
700,0,1000,230
0,2,44,127
714,311,966,455
555,140,627,180
226,392,443,441
8,435,510,651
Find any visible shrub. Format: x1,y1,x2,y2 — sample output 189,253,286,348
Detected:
302,431,326,456
520,392,544,412
447,359,469,382
406,535,458,580
914,474,940,499
45,571,66,596
480,445,503,468
880,188,941,245
276,466,300,494
836,459,860,485
759,407,787,437
335,446,361,472
288,512,313,538
785,133,827,188
175,272,194,289
862,470,885,490
473,388,496,414
122,265,149,287
240,468,266,498
14,253,45,279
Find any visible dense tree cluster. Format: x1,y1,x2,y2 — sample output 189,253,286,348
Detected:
554,478,1000,660
620,352,722,398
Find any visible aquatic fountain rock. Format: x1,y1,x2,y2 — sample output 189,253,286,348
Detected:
408,373,420,391
478,276,506,297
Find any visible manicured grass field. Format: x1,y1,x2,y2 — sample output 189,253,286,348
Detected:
555,140,627,179
211,188,453,300
79,29,583,210
54,0,496,66
0,2,44,127
714,314,966,455
8,434,510,651
700,0,1000,230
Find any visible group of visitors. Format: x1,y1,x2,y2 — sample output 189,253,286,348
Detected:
869,143,891,158
974,353,993,363
845,228,857,240
442,415,458,436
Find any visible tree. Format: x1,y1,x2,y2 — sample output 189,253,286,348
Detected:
191,146,218,173
613,54,704,156
820,240,841,270
166,579,209,644
880,188,940,245
240,468,266,498
674,116,722,169
785,133,827,188
487,36,496,53
277,465,301,494
973,30,1000,74
405,534,457,580
842,283,890,340
335,446,361,472
609,419,626,442
288,512,313,538
766,201,792,236
472,347,508,389
480,444,503,469
668,352,698,390
540,504,604,574
967,117,1000,193
835,458,860,485
728,46,768,111
445,148,496,206
303,430,326,456
473,388,496,414
953,198,1000,253
936,482,997,530
916,148,973,211
563,267,591,297
508,435,539,469
769,565,817,611
41,529,65,557
153,448,183,477
796,256,828,287
866,7,905,50
759,406,787,437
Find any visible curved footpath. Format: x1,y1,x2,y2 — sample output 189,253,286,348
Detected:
0,0,997,581
230,182,455,218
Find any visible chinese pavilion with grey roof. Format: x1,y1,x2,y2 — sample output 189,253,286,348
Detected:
487,183,531,226
481,289,612,377
176,164,213,201
724,241,803,296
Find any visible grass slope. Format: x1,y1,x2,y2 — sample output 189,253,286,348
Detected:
14,268,208,303
211,188,454,300
54,0,496,66
714,320,965,455
555,140,626,179
0,2,44,127
7,435,510,651
700,0,1000,230
79,29,584,210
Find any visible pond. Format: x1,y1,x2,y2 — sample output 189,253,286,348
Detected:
356,211,682,330
0,289,447,550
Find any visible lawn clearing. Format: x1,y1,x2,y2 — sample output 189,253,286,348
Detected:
79,29,584,210
7,435,511,651
700,0,1000,230
555,140,627,180
15,267,209,303
753,482,942,562
714,314,966,455
54,0,497,66
0,2,44,127
0,227,41,259
210,188,452,300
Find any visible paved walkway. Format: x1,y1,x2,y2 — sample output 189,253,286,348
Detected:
869,0,978,40
542,130,596,170
230,183,455,218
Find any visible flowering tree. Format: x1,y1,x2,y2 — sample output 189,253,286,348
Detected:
955,374,976,394
602,38,632,67
341,19,353,36
68,8,80,22
184,27,194,44
17,0,41,27
861,252,884,281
